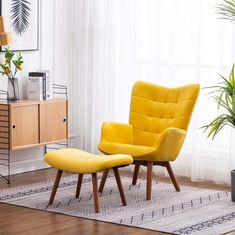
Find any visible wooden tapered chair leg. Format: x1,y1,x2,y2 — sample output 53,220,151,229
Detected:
49,169,63,205
92,173,100,213
98,169,109,193
166,162,180,192
132,163,140,185
76,174,83,198
113,167,127,206
146,161,153,200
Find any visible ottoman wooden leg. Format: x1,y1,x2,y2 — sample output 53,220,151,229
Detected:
49,170,63,205
76,174,83,198
113,168,127,206
92,173,100,213
98,169,109,193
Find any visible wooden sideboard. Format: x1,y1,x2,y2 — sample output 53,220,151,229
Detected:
0,99,68,150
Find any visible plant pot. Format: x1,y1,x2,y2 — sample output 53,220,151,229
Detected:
8,78,19,102
232,170,235,202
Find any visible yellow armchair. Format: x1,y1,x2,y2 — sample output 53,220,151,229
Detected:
98,81,200,200
100,122,134,144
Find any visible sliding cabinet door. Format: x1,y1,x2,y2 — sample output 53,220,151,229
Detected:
11,105,39,149
40,101,67,143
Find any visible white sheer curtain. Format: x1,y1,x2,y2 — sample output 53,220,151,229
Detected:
69,0,120,152
133,0,235,185
64,0,235,184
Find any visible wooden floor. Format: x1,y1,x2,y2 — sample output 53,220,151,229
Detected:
0,168,234,235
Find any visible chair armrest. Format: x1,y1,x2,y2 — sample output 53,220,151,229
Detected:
153,128,186,161
99,122,134,144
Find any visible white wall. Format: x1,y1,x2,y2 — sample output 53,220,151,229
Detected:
0,0,66,176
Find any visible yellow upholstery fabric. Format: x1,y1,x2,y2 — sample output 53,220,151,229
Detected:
99,141,155,157
44,148,133,174
100,122,134,144
99,81,200,161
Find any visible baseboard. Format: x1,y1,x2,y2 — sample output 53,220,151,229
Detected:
0,158,50,176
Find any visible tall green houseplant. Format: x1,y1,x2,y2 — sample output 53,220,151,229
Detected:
203,0,235,202
202,65,235,139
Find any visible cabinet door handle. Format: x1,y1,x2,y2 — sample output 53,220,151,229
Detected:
12,125,16,129
63,118,66,122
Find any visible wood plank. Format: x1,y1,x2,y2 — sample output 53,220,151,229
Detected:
0,120,9,127
11,139,68,151
0,132,9,138
0,142,9,149
0,110,9,116
40,101,67,143
5,99,67,107
0,137,9,143
11,105,39,149
0,104,9,110
0,116,9,122
0,126,9,133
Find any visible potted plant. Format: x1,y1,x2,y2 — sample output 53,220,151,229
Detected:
0,47,23,101
202,65,235,202
203,0,235,202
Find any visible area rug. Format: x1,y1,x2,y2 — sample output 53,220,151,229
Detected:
0,175,235,235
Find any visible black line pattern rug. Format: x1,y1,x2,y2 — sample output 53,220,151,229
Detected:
0,175,235,235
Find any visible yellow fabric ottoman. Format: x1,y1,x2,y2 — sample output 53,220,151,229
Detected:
45,148,133,213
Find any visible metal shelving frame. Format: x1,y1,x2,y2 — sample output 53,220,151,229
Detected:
45,84,69,153
0,84,68,184
0,90,10,183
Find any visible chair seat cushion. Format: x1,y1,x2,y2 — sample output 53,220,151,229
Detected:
99,142,155,157
44,148,133,174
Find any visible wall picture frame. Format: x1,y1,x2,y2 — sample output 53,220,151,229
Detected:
0,0,39,51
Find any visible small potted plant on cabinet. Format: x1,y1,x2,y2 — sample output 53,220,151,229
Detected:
0,47,23,101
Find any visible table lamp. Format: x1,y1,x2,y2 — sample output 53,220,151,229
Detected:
0,16,12,46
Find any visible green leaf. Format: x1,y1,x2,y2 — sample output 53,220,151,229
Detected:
216,0,235,23
201,63,235,139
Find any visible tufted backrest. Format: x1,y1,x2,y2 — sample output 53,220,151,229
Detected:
129,81,200,146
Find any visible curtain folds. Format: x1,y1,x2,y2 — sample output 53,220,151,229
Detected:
63,0,235,184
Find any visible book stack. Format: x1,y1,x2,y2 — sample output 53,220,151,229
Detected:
28,70,51,100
